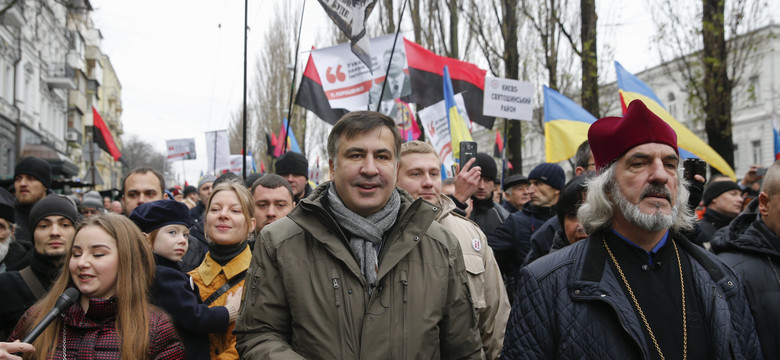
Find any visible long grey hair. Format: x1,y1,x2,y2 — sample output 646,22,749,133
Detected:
577,162,695,234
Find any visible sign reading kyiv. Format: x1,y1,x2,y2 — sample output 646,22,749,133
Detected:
482,77,533,121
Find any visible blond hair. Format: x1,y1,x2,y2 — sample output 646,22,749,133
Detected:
400,140,439,160
205,182,255,241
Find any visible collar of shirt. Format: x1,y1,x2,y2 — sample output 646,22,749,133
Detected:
610,227,670,266
197,246,252,287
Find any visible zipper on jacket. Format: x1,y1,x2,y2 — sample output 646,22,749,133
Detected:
331,268,342,307
250,268,261,306
596,296,648,359
400,271,408,303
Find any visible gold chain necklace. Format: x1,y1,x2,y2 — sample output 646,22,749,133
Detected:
602,236,687,360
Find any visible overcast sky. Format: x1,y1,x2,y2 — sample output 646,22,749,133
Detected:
88,0,776,186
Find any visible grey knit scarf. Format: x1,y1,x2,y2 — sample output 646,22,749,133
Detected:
327,183,400,294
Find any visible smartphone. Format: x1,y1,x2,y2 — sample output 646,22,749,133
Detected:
756,167,767,177
683,159,706,180
459,141,477,169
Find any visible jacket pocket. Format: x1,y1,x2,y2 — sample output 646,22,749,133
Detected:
330,268,345,358
249,266,262,307
463,253,487,309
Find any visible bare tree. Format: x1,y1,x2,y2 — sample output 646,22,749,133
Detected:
121,134,173,179
650,0,769,172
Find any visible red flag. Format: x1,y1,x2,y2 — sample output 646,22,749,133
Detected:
273,124,287,158
260,160,266,173
294,51,348,125
92,107,122,161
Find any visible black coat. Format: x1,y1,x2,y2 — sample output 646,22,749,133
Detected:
522,216,561,267
502,230,763,359
151,254,229,360
696,207,735,244
0,251,60,340
469,197,509,237
711,204,780,360
488,203,555,276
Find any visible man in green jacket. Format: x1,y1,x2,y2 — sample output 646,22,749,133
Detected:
235,111,482,359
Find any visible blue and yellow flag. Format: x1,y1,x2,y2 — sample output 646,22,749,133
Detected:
615,61,736,180
444,66,473,159
543,86,597,163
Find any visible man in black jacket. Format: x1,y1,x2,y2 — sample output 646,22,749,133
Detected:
696,180,742,244
711,161,780,359
464,153,509,237
502,100,762,359
12,157,52,251
0,195,79,339
489,162,564,284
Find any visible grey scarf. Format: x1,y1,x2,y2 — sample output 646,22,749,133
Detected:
327,184,400,294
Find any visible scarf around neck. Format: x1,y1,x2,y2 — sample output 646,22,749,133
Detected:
327,183,400,294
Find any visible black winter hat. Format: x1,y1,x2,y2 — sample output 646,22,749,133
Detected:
703,180,741,206
502,174,529,191
473,153,498,182
15,157,52,189
0,187,14,223
183,185,197,197
129,199,191,234
29,195,80,230
275,152,309,178
528,163,565,190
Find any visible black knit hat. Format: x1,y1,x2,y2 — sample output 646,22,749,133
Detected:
15,157,52,189
503,174,529,191
183,185,197,197
473,153,497,182
703,180,741,206
528,163,566,190
29,195,80,230
0,187,14,223
129,199,191,233
275,152,309,178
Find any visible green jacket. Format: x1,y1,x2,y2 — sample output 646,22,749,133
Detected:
235,183,483,359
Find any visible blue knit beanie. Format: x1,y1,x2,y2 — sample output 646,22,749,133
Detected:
528,163,565,190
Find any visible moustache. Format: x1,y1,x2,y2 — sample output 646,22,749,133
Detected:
640,184,671,202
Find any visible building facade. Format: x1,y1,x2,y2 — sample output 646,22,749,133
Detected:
0,0,123,191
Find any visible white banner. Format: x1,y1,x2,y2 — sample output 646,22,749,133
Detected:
205,130,230,173
311,34,409,111
228,154,255,175
166,138,196,161
418,93,471,178
483,77,534,121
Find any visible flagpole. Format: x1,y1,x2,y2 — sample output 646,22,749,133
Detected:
376,0,409,112
283,0,307,154
502,119,508,185
241,0,248,180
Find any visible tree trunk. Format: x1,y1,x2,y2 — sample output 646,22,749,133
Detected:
448,0,459,58
503,0,522,174
702,0,734,173
383,0,395,34
580,0,599,117
410,0,422,44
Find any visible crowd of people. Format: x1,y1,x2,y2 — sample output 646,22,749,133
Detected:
0,100,777,359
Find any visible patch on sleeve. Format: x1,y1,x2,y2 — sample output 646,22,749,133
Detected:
472,238,482,252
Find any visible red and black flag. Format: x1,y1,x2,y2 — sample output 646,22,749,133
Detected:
403,39,494,129
294,52,349,125
92,107,124,163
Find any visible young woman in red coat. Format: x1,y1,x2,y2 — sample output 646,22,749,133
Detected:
5,213,185,359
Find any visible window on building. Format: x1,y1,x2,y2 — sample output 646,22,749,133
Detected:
749,75,760,103
752,140,762,164
667,92,677,119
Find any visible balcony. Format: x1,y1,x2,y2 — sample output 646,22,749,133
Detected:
0,1,24,28
67,51,84,72
43,63,77,90
69,89,87,115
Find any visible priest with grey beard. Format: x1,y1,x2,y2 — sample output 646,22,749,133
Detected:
501,100,762,360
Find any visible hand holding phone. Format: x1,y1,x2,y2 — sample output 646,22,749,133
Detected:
459,141,477,168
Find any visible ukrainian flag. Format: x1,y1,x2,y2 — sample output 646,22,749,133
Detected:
444,66,473,160
615,61,736,180
543,86,597,163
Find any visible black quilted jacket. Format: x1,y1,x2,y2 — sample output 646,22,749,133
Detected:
502,230,762,359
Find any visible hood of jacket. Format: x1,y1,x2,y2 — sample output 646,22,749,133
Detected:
710,198,780,257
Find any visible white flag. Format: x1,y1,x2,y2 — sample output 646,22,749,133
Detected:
166,138,196,162
205,130,230,174
418,94,471,178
